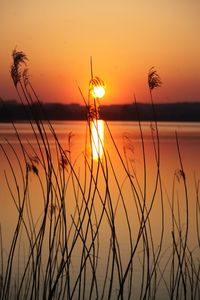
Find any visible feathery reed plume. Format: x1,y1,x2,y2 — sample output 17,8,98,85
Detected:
10,49,28,87
89,76,105,90
148,67,162,91
13,49,28,67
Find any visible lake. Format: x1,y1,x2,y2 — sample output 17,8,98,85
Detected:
0,120,200,299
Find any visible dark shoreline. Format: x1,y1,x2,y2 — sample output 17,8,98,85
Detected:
1,101,200,122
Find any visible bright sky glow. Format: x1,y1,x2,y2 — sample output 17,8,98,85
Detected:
1,0,200,104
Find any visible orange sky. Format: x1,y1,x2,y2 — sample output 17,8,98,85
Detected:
1,0,200,105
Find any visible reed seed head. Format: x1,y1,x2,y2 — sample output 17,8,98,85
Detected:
148,67,162,90
11,49,28,87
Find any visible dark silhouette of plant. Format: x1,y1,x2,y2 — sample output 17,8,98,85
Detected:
0,53,199,300
10,49,28,87
148,66,162,91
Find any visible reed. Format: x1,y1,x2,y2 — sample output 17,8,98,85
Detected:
0,51,199,299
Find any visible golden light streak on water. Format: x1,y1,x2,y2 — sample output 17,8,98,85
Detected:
91,119,104,160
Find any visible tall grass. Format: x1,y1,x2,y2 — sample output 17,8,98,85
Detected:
0,51,199,299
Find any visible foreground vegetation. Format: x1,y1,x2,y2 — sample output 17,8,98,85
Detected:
0,51,199,299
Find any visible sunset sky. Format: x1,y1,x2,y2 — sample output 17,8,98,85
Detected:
1,0,200,105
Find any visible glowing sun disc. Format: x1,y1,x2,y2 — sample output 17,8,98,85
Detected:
91,86,105,99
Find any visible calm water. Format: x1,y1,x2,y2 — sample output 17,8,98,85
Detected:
0,121,200,299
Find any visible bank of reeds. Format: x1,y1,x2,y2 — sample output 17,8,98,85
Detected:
0,50,199,299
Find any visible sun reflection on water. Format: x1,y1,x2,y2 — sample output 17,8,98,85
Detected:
91,119,104,161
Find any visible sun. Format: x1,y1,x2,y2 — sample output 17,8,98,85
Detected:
90,76,105,99
91,85,105,98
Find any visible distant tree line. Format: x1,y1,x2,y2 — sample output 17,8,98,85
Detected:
100,102,200,121
1,100,200,122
